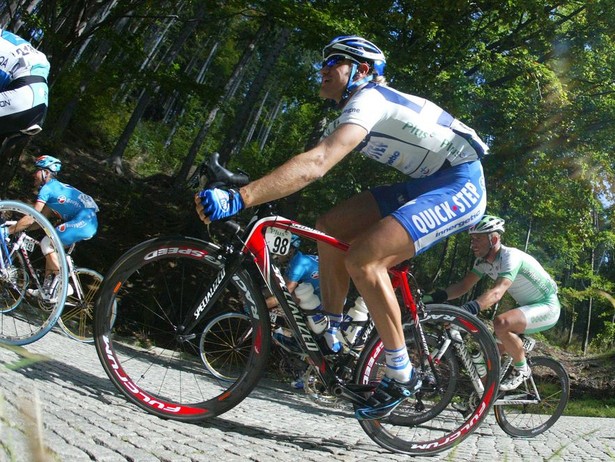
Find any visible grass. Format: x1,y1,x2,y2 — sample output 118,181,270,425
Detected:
565,396,615,418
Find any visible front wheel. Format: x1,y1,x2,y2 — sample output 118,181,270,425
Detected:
0,200,68,345
94,236,271,422
494,356,569,437
354,304,500,456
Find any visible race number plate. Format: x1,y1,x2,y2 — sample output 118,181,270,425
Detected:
22,235,37,252
265,227,292,256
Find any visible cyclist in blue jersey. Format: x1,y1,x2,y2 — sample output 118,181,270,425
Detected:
426,215,560,391
7,155,99,301
196,35,489,419
0,29,49,136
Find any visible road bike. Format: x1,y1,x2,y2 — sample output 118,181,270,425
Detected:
55,244,107,343
492,334,569,437
94,154,501,456
0,200,68,345
199,297,373,393
0,202,103,343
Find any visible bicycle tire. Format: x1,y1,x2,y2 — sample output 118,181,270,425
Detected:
494,356,569,437
0,200,68,345
94,236,271,422
199,312,253,381
57,267,104,343
0,248,28,313
354,304,500,456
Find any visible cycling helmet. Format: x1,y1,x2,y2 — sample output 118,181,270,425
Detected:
468,215,505,235
322,35,386,76
290,234,301,249
34,155,62,173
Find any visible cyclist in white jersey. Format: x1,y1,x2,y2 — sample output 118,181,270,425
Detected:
0,29,50,136
196,35,489,419
426,215,561,391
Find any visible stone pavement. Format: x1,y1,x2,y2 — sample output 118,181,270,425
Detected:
0,328,614,462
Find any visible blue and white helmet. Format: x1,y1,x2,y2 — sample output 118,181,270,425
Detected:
35,155,61,173
322,35,386,76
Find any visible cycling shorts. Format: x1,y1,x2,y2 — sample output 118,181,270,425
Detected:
0,81,48,136
371,160,486,255
518,293,561,334
56,209,98,247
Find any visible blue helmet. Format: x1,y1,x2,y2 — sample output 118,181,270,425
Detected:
35,155,61,173
290,234,301,249
322,35,386,76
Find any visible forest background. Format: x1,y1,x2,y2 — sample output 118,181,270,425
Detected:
1,1,614,377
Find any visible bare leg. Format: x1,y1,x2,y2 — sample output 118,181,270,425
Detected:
316,191,382,315
344,216,414,350
494,309,527,363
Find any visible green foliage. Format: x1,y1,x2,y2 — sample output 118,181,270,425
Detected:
4,0,612,351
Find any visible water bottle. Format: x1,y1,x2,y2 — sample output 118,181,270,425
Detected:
340,297,369,346
294,283,328,334
471,351,487,377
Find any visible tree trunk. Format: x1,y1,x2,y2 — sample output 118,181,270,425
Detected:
107,4,207,173
218,27,290,164
173,21,270,187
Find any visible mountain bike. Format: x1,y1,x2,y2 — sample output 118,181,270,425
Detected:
0,200,68,345
94,154,501,456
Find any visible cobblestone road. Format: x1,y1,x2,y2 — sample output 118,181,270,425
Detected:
0,328,614,461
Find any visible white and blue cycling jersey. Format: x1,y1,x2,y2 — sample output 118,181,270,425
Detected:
0,29,50,134
37,179,99,246
323,82,488,254
285,251,320,296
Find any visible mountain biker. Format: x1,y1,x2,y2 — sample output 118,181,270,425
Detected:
195,35,489,419
426,215,561,391
6,155,99,301
0,29,50,136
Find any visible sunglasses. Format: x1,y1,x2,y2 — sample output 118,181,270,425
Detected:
321,54,355,69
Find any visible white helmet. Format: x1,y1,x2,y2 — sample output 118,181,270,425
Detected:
322,35,386,76
468,215,505,234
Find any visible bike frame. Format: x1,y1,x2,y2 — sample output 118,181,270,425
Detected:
177,212,429,405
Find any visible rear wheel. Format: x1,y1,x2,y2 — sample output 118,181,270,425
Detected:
494,356,569,437
94,236,271,421
0,200,68,345
57,267,104,343
355,304,500,456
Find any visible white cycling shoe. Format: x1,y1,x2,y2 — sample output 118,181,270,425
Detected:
500,365,531,391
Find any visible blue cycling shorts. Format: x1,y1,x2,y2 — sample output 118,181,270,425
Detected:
371,160,486,255
56,209,98,247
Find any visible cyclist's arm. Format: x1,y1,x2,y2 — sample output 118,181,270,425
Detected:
239,123,367,208
7,201,46,234
475,276,513,310
445,271,481,300
265,279,300,309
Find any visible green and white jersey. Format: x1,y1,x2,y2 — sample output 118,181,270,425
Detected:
471,245,557,306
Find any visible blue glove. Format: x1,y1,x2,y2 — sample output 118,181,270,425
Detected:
460,300,480,315
197,188,244,222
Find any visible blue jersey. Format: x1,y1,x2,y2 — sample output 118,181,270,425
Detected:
37,179,99,221
285,251,320,296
